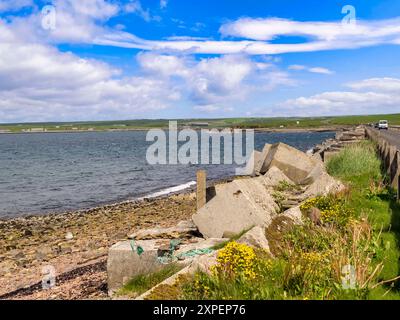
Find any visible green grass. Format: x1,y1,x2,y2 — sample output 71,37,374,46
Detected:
117,264,183,298
327,141,400,299
327,141,382,183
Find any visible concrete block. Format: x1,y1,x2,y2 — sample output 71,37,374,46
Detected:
262,143,320,184
192,178,279,238
388,146,397,177
302,172,345,198
107,239,169,294
281,206,303,225
128,220,198,240
254,144,272,175
108,237,226,295
257,166,293,188
241,150,262,176
237,226,271,253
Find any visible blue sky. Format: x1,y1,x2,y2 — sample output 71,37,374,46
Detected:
0,0,400,122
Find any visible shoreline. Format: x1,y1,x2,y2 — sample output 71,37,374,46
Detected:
0,175,238,221
0,130,342,299
0,192,198,299
0,125,347,135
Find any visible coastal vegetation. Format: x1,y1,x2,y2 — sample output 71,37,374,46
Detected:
140,140,400,300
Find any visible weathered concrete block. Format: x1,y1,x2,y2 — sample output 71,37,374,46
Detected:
237,226,271,253
129,220,198,240
262,143,320,184
392,151,400,192
241,150,262,176
388,146,397,177
281,206,303,225
300,160,326,185
302,172,344,198
257,166,293,188
254,144,272,175
108,236,226,295
192,178,279,238
107,239,169,294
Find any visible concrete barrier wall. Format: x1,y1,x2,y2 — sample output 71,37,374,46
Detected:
365,127,400,201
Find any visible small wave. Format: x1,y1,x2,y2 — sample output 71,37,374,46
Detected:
306,148,314,155
139,181,197,199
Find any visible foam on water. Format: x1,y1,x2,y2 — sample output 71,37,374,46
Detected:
139,181,197,199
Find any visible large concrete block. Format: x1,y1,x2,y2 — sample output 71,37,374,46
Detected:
107,239,168,294
257,166,293,188
300,161,326,185
254,144,272,175
128,220,198,240
192,178,279,239
262,143,320,183
302,172,345,198
107,237,226,295
241,150,262,176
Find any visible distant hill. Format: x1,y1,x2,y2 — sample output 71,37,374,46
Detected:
0,114,399,133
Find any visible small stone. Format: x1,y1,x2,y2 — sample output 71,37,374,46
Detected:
58,243,73,254
65,232,74,240
23,229,33,237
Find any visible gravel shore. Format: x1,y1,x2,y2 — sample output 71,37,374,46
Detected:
0,193,196,300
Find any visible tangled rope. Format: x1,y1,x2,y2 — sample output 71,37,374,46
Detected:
130,238,214,264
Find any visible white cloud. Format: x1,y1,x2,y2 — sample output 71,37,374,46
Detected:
279,77,400,116
88,16,400,55
137,53,293,111
219,17,400,42
288,64,306,71
308,67,333,75
289,65,333,75
0,18,295,122
0,21,179,122
5,2,400,55
347,77,400,91
124,0,160,22
193,105,234,113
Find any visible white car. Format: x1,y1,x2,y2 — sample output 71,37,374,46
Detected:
378,120,389,130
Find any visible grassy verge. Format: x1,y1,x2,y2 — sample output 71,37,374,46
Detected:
173,140,400,300
116,264,183,298
327,141,400,299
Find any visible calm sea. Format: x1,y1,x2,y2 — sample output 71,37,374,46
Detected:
0,130,334,217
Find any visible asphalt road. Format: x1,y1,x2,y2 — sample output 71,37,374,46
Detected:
372,128,400,149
